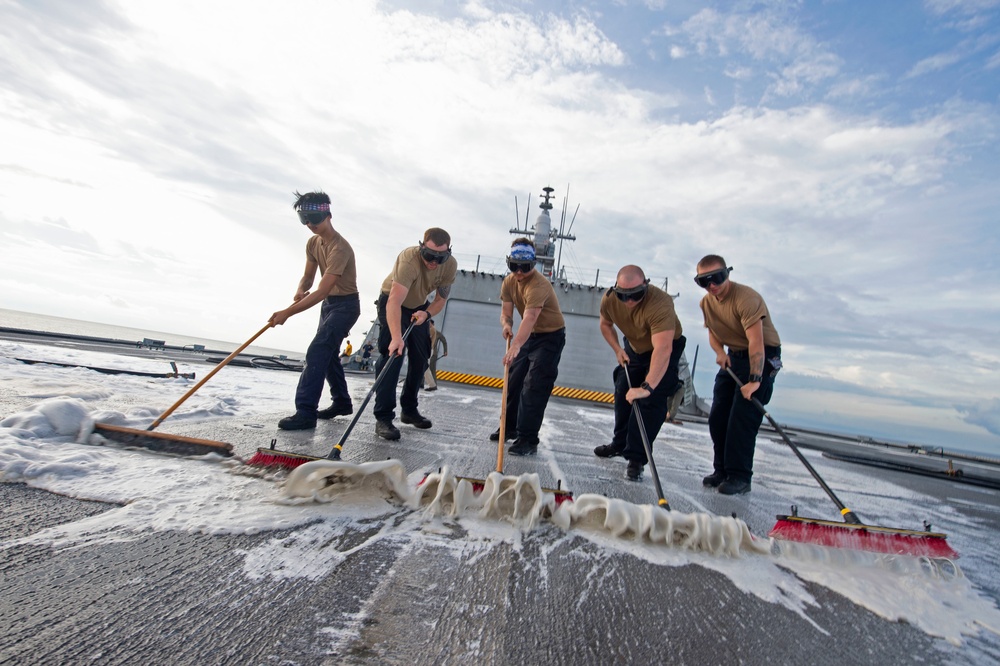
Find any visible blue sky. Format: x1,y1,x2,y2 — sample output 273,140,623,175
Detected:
1,0,999,455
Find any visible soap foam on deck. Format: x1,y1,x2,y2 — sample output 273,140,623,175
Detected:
3,393,1000,647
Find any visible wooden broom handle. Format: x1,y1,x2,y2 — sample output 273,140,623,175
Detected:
496,337,512,474
148,323,272,430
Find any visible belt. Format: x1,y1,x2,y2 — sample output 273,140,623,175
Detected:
728,345,781,358
529,327,566,339
325,293,360,303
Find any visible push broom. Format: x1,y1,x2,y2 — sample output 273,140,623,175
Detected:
91,323,273,457
444,338,572,504
623,364,670,510
725,368,958,559
246,323,415,469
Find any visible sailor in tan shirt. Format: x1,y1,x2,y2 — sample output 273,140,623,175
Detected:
372,227,458,440
696,254,782,495
492,238,567,456
596,265,687,481
269,190,360,431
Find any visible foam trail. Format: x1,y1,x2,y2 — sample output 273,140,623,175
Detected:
408,467,555,530
551,493,770,557
281,459,413,505
281,460,767,556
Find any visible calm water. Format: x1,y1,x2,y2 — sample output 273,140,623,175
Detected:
0,308,302,359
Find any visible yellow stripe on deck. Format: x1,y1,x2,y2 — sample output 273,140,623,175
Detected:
435,371,614,404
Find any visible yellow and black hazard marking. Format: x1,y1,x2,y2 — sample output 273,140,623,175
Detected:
435,371,614,404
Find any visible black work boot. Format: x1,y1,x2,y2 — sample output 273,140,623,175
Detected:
278,412,317,431
718,477,751,495
594,444,625,458
489,427,516,442
375,420,401,440
316,403,353,419
508,437,538,456
400,411,432,429
626,460,644,481
702,471,726,488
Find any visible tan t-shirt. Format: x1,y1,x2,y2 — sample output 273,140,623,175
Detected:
500,270,565,334
600,285,682,354
380,246,458,308
306,231,357,296
700,281,781,349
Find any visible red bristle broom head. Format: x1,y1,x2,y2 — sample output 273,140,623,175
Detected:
245,447,320,470
770,516,959,559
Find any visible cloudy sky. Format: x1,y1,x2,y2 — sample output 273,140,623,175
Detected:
2,0,999,454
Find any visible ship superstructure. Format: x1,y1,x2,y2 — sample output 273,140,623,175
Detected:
430,186,703,413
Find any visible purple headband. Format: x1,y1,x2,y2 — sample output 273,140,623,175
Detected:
296,202,330,212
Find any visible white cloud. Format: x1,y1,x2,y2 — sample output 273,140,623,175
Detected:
958,398,1000,437
907,51,964,78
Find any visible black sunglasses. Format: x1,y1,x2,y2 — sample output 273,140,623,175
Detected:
507,259,533,273
694,267,731,289
419,243,452,264
613,281,649,303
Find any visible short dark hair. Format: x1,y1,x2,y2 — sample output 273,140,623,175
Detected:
698,254,727,271
292,190,331,209
424,228,451,247
512,237,533,248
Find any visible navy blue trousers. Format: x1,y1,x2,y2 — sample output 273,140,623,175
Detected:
373,293,431,422
502,328,565,444
293,295,361,416
611,336,686,465
708,347,780,481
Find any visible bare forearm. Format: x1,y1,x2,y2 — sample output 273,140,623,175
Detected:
600,320,622,353
708,330,725,356
285,290,326,317
746,320,766,376
426,297,447,317
386,296,404,339
513,309,541,347
644,343,673,389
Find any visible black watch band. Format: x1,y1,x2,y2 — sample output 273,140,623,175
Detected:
748,374,763,383
640,381,652,391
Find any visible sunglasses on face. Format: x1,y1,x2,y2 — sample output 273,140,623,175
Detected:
694,267,731,289
507,259,533,273
419,243,452,264
613,282,649,303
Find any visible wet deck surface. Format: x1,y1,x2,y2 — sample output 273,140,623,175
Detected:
2,333,999,664
0,479,956,666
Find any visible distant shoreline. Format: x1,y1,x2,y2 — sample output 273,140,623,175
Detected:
0,307,303,359
0,325,305,375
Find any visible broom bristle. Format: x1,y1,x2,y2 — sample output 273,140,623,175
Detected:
419,474,574,504
245,448,320,470
770,517,959,559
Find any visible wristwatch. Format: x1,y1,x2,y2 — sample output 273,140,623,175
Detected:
640,381,653,391
748,374,763,383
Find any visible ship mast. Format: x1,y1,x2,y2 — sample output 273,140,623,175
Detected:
510,186,577,282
